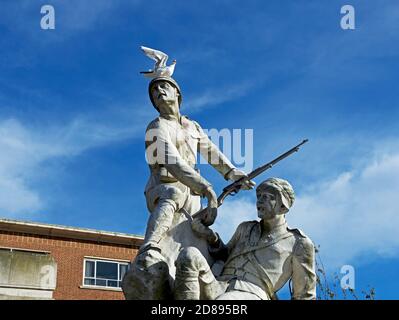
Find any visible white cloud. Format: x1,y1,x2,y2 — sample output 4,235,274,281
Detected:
185,80,256,112
0,112,144,218
0,119,45,218
213,145,399,269
288,149,399,268
0,175,42,217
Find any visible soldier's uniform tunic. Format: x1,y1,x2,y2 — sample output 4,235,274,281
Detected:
144,114,235,246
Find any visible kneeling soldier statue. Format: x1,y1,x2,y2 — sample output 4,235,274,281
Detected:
174,178,317,300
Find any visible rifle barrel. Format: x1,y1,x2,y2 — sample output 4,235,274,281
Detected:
247,139,308,180
193,139,308,222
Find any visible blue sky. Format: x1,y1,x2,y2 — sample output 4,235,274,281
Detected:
1,0,399,299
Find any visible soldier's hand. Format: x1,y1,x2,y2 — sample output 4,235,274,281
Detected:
226,168,256,190
202,186,218,226
191,218,219,245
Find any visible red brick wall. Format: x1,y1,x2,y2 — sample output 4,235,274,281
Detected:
0,230,140,300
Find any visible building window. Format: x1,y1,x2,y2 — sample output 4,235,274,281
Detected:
83,258,130,288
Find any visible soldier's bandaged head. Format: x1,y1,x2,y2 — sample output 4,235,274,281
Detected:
257,178,295,210
149,76,182,111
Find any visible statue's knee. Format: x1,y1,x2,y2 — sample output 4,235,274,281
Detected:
153,198,177,221
176,247,206,271
160,187,185,210
183,246,202,261
176,247,200,268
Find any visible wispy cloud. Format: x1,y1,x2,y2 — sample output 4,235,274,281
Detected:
0,106,147,218
0,172,42,218
289,147,399,268
184,80,256,112
213,140,399,269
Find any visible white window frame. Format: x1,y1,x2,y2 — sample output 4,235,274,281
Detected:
82,257,130,289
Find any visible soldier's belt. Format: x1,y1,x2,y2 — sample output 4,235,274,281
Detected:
158,166,179,183
221,270,269,300
222,268,265,289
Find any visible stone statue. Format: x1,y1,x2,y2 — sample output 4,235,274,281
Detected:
122,59,254,299
142,76,254,249
122,48,314,300
173,178,317,300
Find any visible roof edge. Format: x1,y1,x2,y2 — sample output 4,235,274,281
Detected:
0,218,144,247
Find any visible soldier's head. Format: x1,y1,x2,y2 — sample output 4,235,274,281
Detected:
149,77,182,114
256,178,295,220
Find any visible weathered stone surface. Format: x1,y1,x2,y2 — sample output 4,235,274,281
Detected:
122,57,314,300
0,249,57,299
123,71,240,300
173,178,317,300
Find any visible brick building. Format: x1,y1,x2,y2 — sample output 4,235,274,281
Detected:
0,218,143,300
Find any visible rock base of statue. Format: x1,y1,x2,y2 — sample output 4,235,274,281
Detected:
122,212,214,300
122,246,172,300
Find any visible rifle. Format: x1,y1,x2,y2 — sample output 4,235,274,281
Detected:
187,139,309,225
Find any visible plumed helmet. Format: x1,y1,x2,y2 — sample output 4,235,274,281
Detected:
148,76,182,111
257,177,295,210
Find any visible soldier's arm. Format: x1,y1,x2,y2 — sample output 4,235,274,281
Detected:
291,236,317,300
192,120,235,179
208,221,245,261
145,121,211,195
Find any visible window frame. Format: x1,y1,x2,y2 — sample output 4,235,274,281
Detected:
82,257,130,289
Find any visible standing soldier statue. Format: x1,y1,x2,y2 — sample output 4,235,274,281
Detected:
122,47,254,299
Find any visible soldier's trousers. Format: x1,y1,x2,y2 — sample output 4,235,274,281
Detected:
143,183,201,247
174,247,261,300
